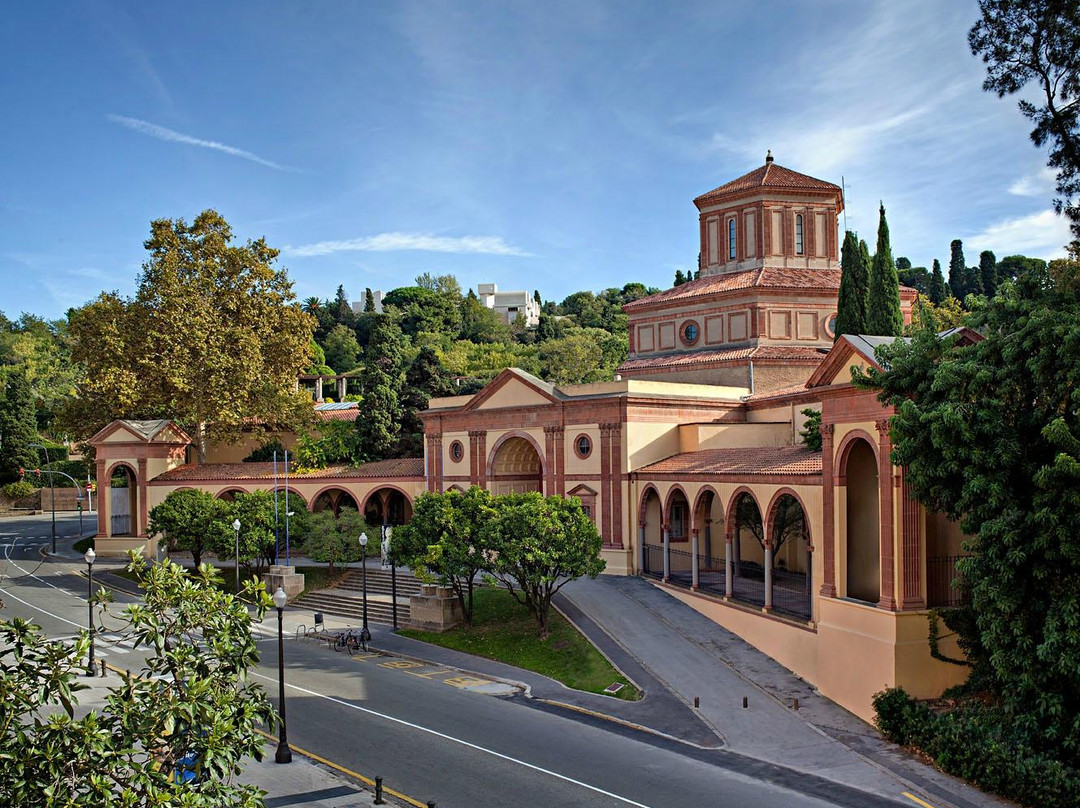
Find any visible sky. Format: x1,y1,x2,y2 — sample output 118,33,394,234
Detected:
0,0,1070,321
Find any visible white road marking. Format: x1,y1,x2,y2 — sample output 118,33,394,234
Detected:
251,672,655,808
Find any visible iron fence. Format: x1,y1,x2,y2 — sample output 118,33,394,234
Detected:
642,543,664,580
770,565,811,620
927,555,966,608
110,514,130,535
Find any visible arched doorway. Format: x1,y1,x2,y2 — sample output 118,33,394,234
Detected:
639,487,663,577
693,487,724,595
363,488,413,527
665,488,692,586
767,493,812,620
311,488,359,516
729,491,766,608
844,439,880,603
489,436,542,495
109,464,138,537
216,488,248,503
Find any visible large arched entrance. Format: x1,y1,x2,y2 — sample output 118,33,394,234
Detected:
311,488,359,516
693,487,724,595
363,488,413,527
109,464,138,537
665,487,692,585
767,493,812,620
489,436,542,495
639,487,663,577
728,491,766,608
844,439,880,603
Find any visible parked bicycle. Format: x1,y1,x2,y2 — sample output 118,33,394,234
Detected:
332,627,371,654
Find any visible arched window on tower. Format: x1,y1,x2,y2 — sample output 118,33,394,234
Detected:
728,218,736,260
795,214,804,255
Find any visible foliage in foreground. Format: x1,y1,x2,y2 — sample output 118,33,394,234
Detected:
0,554,275,807
874,688,1079,808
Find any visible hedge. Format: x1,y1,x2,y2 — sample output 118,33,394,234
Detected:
873,688,1080,807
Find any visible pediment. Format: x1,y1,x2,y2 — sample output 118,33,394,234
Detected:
567,484,598,497
465,368,561,411
806,337,878,388
89,419,193,446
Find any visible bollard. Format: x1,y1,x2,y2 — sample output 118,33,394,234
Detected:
793,698,799,710
427,802,437,808
374,776,384,805
100,659,107,677
693,696,699,708
742,696,748,709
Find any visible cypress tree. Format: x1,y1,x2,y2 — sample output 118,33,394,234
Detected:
948,239,966,299
979,250,997,297
354,314,404,461
965,264,984,297
929,259,947,304
865,204,903,337
0,367,39,483
835,230,869,338
364,288,375,312
673,269,686,287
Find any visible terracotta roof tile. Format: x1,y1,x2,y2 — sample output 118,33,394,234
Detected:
152,457,424,483
637,446,821,477
694,162,841,205
315,409,361,422
743,383,814,403
617,345,827,373
623,267,842,311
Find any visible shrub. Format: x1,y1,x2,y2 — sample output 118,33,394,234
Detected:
2,481,34,499
242,440,286,463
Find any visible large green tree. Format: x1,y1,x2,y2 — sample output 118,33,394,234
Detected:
970,0,1080,238
398,347,454,457
391,487,495,626
860,255,1080,760
64,211,315,462
0,367,39,483
482,492,604,638
835,230,869,338
979,250,999,297
865,204,903,337
0,555,274,807
354,314,404,461
948,239,967,300
929,259,948,304
303,508,371,573
322,324,361,374
149,488,233,567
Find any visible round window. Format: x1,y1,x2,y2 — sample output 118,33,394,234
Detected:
825,314,838,338
680,320,700,346
574,434,592,459
449,440,464,463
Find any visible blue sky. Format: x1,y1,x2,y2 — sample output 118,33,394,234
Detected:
0,0,1069,320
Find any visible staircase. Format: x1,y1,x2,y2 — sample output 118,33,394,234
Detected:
291,565,424,626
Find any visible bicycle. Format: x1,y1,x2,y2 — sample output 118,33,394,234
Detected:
333,627,371,654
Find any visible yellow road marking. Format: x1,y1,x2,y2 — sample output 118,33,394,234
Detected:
349,652,381,661
443,675,490,688
902,792,938,808
380,659,425,670
404,668,457,679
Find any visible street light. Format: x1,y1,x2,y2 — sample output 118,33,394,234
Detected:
29,443,56,554
232,519,241,593
84,547,96,676
272,587,292,764
359,532,369,635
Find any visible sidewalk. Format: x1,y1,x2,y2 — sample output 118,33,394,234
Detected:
557,576,1011,808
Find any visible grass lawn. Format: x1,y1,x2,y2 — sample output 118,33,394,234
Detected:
73,537,93,554
111,565,344,599
400,586,641,700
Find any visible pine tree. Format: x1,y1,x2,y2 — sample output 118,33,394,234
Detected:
673,270,686,287
353,314,403,461
364,288,375,313
948,240,967,299
835,230,869,338
896,257,912,270
865,204,903,337
0,367,39,483
979,250,997,297
533,290,541,305
929,259,947,305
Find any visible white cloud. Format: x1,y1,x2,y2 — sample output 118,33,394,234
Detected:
1008,166,1057,196
965,209,1072,260
284,232,531,258
107,114,294,171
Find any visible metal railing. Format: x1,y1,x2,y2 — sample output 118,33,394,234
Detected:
927,555,966,608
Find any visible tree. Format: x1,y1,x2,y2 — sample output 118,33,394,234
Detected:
63,211,315,462
391,487,494,626
353,314,403,462
965,263,984,297
322,324,361,373
997,254,1048,284
929,259,948,304
799,408,822,451
460,290,510,343
866,204,903,337
398,347,453,457
673,269,686,287
948,239,967,300
0,367,39,483
332,284,355,327
482,492,604,638
215,490,278,577
835,230,869,337
533,289,541,305
908,293,968,332
896,257,912,270
859,255,1080,760
364,288,376,313
0,555,274,807
979,250,998,297
539,333,604,384
970,1,1080,237
149,488,232,567
303,508,370,573
897,266,930,295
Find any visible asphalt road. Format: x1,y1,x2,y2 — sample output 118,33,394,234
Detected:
0,515,907,808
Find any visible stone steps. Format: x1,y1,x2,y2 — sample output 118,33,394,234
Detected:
292,590,411,626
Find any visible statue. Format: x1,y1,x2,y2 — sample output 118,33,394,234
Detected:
381,527,392,570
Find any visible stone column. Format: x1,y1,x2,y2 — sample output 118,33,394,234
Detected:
543,426,559,496
704,518,713,560
96,459,108,536
763,541,774,611
137,458,148,538
900,470,925,609
819,423,837,597
876,419,897,611
662,524,670,582
315,377,324,403
690,528,700,590
554,427,566,496
337,376,347,401
610,424,623,548
638,522,647,574
476,430,488,488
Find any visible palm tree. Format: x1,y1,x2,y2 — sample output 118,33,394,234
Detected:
302,297,322,315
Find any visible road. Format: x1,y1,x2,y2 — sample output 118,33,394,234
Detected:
0,515,908,808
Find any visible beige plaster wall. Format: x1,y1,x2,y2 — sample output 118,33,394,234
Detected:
205,432,298,464
678,422,792,452
626,421,682,472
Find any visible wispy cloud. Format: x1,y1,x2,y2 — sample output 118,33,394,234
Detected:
965,209,1071,259
284,232,532,258
1009,166,1057,196
107,114,294,171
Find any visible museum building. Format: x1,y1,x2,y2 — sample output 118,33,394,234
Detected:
88,157,969,721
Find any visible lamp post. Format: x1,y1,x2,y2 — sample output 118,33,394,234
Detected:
232,519,241,593
273,587,292,764
29,443,56,554
359,532,369,633
85,548,96,676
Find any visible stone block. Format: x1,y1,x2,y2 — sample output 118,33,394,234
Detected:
407,586,463,632
263,565,305,599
